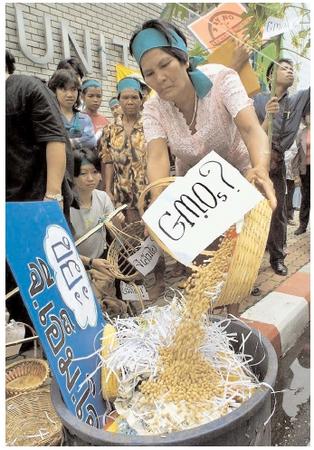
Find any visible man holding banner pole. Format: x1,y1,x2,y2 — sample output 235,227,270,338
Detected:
254,53,310,276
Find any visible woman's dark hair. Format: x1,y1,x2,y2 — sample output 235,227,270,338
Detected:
48,69,81,111
73,149,101,177
57,57,85,80
266,58,294,88
6,49,16,74
129,19,189,74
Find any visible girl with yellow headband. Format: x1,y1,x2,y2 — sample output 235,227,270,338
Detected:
129,19,276,210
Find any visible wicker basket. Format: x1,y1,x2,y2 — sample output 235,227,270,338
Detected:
106,221,146,281
138,177,272,307
214,198,272,307
138,177,179,261
6,387,63,446
6,358,49,398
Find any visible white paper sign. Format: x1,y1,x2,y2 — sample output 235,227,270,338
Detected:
142,152,263,266
127,236,161,276
262,17,290,41
120,281,149,302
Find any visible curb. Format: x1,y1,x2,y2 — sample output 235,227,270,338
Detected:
240,263,310,358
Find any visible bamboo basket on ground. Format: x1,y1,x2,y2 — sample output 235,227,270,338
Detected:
6,387,63,446
138,177,272,308
106,221,146,281
6,358,49,398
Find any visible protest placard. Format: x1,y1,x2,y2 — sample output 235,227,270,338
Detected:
127,236,161,276
206,39,260,97
188,3,248,52
142,152,263,266
188,3,259,96
120,281,149,302
262,16,291,41
6,201,106,427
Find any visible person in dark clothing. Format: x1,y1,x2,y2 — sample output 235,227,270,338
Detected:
6,49,74,330
254,58,310,276
295,112,310,235
6,50,74,210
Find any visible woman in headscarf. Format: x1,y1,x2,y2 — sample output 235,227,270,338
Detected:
129,19,276,209
98,77,146,214
98,76,166,298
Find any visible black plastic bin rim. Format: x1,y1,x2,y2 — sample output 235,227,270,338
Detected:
51,320,278,446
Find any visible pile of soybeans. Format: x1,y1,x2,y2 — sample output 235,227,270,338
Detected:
100,228,263,435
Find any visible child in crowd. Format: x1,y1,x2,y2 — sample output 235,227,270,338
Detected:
81,79,109,142
70,148,126,315
48,69,97,151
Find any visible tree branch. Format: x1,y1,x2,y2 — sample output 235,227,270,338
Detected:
280,47,310,60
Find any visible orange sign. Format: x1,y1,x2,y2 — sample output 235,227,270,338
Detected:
207,39,260,97
188,3,249,52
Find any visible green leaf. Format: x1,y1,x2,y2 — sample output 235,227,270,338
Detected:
161,4,189,21
188,42,209,59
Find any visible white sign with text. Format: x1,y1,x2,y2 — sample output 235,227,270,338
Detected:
127,236,161,276
120,281,149,302
262,16,291,41
142,152,263,265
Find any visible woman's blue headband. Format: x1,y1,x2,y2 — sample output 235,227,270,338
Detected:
81,79,102,91
131,28,187,64
116,77,142,94
131,27,212,98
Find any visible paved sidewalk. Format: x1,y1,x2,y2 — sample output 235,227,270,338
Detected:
238,222,310,315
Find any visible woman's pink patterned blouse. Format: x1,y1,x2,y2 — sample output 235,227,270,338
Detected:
143,64,254,176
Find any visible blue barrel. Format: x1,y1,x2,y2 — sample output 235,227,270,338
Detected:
51,318,278,446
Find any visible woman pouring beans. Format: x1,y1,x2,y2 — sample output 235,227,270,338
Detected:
129,19,276,210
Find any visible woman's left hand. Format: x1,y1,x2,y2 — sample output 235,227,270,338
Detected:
245,166,277,210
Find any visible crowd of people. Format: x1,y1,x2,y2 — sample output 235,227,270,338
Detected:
6,19,310,328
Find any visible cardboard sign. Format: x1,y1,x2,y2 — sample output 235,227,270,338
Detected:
262,17,291,41
127,236,161,276
142,152,263,265
6,202,106,427
120,281,149,302
188,3,248,53
206,38,260,97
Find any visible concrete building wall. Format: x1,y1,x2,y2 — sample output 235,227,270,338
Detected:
5,3,195,118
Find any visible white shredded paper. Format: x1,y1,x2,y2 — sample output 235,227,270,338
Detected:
98,291,271,435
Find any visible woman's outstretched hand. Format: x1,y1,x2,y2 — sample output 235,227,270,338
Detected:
245,166,277,210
